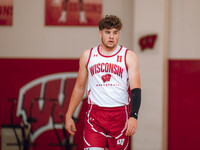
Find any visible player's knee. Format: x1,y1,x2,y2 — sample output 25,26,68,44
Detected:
84,147,104,150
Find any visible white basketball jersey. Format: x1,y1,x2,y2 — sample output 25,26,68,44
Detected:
87,45,129,107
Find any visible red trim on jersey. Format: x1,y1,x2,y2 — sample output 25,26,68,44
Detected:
86,48,93,69
88,98,92,105
97,45,122,57
125,49,128,72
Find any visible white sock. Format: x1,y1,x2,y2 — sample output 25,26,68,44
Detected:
80,11,87,23
58,10,67,22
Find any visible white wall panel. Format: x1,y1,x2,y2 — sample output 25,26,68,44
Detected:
132,0,169,150
0,0,133,58
169,0,200,59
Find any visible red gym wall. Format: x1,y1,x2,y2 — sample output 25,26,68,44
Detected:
0,58,88,150
168,60,200,150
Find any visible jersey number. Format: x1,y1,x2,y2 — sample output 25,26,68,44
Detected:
117,55,122,62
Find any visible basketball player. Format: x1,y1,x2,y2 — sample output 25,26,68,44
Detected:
65,15,141,149
58,0,87,23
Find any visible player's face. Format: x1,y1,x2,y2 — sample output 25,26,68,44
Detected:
99,28,120,50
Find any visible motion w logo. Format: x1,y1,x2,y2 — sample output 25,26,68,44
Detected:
117,138,125,146
16,72,87,141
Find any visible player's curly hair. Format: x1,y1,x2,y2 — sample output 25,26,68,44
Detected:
98,15,123,31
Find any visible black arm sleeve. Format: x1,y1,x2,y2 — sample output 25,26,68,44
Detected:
130,88,141,119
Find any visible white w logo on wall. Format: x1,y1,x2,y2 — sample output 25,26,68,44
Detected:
16,72,87,141
117,138,125,145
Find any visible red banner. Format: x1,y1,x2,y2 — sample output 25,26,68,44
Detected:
45,0,102,26
0,0,13,26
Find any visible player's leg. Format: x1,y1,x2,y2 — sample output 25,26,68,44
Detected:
84,148,104,150
83,105,107,149
107,135,130,150
83,128,106,150
107,106,130,150
79,0,87,23
58,0,69,23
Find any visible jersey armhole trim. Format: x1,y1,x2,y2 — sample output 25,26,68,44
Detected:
86,48,93,69
125,49,128,72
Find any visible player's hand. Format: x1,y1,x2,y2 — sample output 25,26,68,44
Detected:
124,117,137,136
65,116,76,135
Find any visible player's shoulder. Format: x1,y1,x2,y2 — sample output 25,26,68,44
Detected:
126,49,138,65
126,49,137,58
80,49,90,60
82,49,90,55
120,46,136,56
80,48,94,66
81,46,98,58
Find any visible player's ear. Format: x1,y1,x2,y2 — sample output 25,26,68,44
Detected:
99,30,102,38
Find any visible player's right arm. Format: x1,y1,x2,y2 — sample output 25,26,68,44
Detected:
65,49,90,135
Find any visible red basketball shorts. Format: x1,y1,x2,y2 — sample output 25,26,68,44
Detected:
83,104,130,150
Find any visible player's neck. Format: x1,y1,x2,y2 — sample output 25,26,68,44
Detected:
99,44,118,56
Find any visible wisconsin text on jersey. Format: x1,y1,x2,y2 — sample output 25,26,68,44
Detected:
89,63,123,78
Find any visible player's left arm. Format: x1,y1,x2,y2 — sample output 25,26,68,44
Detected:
125,50,141,136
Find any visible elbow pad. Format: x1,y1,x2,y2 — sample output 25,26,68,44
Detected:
130,88,141,119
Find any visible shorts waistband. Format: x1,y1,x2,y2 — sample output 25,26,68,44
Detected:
89,104,127,112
